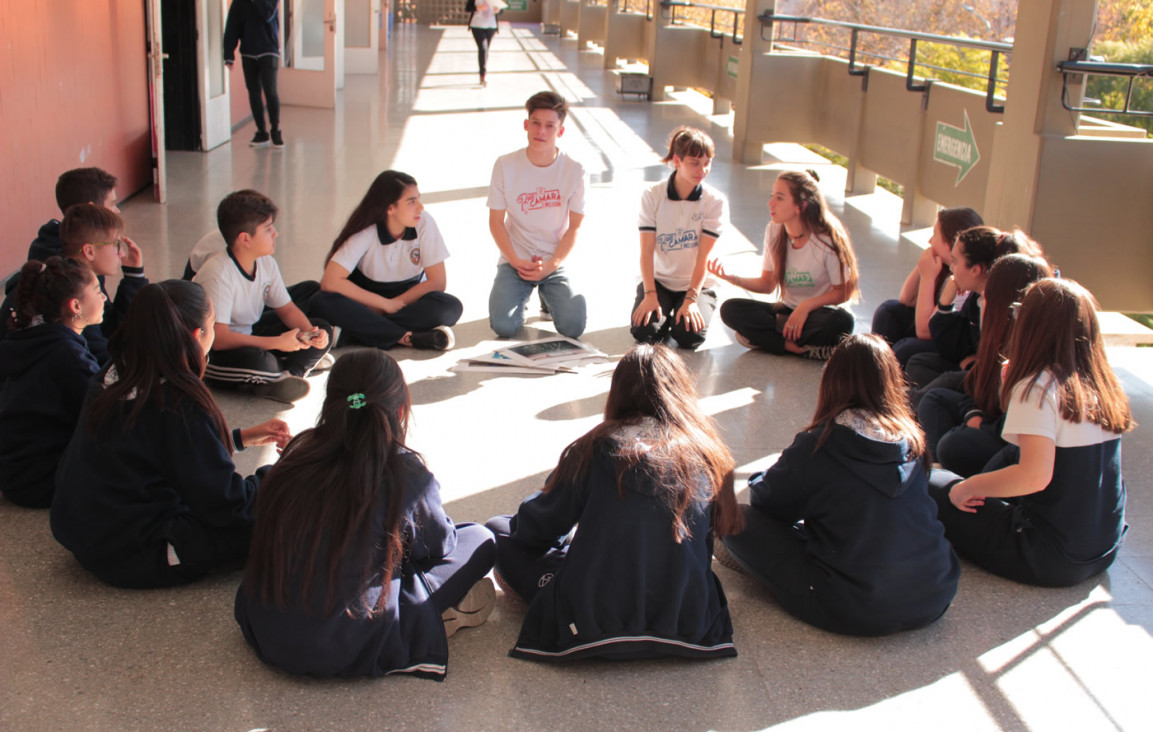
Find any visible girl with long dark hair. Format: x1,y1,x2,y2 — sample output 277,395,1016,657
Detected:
312,170,463,351
236,349,496,679
871,207,983,366
50,280,290,588
931,278,1134,586
487,344,743,661
717,334,960,635
918,254,1052,476
710,170,859,360
0,258,101,507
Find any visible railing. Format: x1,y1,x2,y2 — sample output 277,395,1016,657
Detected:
757,12,1012,114
1057,58,1153,117
618,0,652,21
658,0,743,45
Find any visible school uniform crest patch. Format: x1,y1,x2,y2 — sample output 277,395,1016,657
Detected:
410,246,421,266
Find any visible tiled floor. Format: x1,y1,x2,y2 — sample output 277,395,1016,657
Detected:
2,23,1151,731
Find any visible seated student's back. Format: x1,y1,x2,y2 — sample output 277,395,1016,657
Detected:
0,258,101,508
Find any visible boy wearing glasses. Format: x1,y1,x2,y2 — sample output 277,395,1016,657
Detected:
2,203,147,363
193,190,331,403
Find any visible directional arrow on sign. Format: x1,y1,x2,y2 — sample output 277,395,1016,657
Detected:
934,109,981,186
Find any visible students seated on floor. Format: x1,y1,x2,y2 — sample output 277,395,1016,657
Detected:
905,226,1042,402
3,203,148,363
710,170,859,361
235,349,496,680
311,170,463,351
0,258,101,508
930,278,1134,587
192,190,331,404
487,344,743,661
871,206,983,366
716,334,960,636
918,254,1052,477
51,280,291,589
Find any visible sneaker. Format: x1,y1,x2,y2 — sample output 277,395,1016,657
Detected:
249,131,270,147
408,325,455,351
309,352,336,374
442,577,495,638
734,332,755,349
270,129,285,148
803,344,836,361
713,540,747,575
493,570,524,605
250,372,310,403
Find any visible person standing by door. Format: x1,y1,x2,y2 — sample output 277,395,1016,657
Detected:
224,0,284,148
468,0,501,87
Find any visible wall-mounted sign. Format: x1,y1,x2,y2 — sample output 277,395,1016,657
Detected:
727,55,739,79
934,109,980,186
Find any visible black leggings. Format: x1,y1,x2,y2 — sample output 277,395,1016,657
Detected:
241,55,281,132
471,27,497,77
719,298,854,354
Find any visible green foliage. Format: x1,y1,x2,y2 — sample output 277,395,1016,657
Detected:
914,41,1009,98
1084,39,1153,138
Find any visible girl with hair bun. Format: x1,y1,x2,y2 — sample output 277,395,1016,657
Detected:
631,126,727,349
236,349,496,679
717,334,959,636
51,280,290,588
0,257,102,507
312,170,463,351
710,170,859,360
932,278,1134,587
488,344,743,661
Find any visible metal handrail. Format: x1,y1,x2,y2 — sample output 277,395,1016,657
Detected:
1057,59,1153,117
658,1,743,45
618,0,652,22
758,11,1012,113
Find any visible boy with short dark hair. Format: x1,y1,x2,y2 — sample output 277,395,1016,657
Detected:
487,91,588,339
193,190,331,403
3,203,147,363
29,167,120,262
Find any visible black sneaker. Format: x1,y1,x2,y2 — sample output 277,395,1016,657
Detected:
250,372,310,403
249,131,270,147
409,325,455,351
803,344,836,361
713,540,747,575
270,130,285,148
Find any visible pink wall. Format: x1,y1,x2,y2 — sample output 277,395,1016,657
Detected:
0,1,153,276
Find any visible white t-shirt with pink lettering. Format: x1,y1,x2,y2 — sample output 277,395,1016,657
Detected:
487,148,586,264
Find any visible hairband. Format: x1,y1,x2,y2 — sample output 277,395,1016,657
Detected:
347,393,367,409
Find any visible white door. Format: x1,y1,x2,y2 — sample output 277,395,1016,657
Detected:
198,0,232,150
145,0,167,202
280,0,339,108
344,0,380,75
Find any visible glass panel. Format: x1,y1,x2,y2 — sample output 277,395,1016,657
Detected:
303,0,324,59
208,0,225,96
347,0,370,48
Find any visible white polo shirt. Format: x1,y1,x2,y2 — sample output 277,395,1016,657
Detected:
638,173,725,292
193,249,291,334
330,212,450,283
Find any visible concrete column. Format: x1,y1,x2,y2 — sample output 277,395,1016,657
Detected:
982,0,1096,229
731,0,776,164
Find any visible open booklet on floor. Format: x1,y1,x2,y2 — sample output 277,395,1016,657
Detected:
452,337,607,375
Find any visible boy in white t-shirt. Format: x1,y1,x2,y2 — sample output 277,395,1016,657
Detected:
193,190,331,403
487,91,587,339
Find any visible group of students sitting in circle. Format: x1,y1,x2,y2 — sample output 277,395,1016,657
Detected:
0,96,1133,679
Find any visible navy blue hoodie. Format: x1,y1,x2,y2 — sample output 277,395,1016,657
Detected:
0,323,98,507
750,423,960,635
223,0,280,61
506,432,737,662
51,371,262,588
235,452,459,680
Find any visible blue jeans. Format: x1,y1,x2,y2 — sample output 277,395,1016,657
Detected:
488,262,586,339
